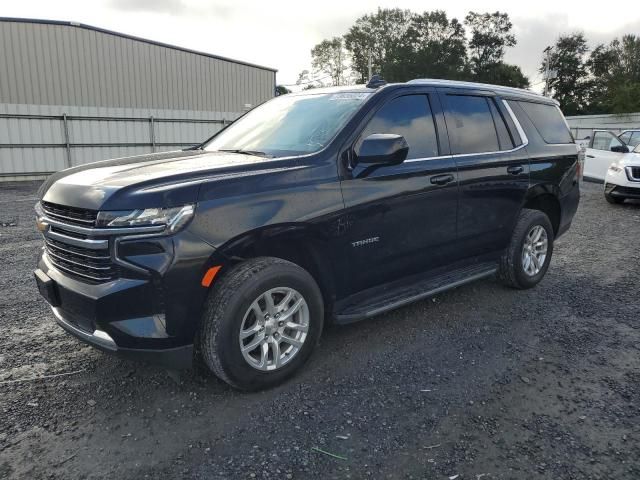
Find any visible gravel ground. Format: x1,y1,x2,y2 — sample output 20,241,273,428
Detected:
1,181,639,480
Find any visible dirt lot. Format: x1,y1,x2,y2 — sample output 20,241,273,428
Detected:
0,181,639,480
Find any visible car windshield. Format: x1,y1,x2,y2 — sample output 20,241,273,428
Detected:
204,91,370,157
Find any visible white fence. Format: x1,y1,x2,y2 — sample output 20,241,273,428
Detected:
0,103,243,181
566,112,640,140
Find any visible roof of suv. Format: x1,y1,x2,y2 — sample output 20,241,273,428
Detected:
291,79,556,105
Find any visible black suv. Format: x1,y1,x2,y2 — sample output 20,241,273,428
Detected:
34,79,581,390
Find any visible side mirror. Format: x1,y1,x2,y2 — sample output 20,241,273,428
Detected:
611,145,629,153
355,134,409,165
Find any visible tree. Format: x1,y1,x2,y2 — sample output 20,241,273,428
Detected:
465,11,528,87
311,37,349,86
465,12,515,70
295,69,326,89
275,85,291,96
406,11,468,79
542,33,589,115
587,35,640,113
344,8,414,83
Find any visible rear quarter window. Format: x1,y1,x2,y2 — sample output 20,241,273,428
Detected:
515,101,573,144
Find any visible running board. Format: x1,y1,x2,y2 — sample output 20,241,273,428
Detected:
334,262,497,324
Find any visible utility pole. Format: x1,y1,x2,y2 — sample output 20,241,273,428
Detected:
543,46,552,97
368,50,372,80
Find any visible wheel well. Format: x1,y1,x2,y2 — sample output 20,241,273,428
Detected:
218,233,335,313
523,194,561,234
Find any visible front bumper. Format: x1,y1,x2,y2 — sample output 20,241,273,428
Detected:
34,214,217,368
605,166,640,198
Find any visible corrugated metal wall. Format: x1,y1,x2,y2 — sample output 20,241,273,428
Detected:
0,18,276,179
0,103,235,179
566,112,640,140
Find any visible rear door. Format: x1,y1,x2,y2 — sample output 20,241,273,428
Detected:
585,131,627,181
339,89,458,293
439,88,529,258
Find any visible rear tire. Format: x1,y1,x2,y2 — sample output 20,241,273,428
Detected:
499,209,554,290
199,257,324,391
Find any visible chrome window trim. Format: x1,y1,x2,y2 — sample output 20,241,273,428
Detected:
399,99,530,164
502,99,529,147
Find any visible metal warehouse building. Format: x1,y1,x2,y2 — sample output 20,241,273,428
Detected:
0,17,276,180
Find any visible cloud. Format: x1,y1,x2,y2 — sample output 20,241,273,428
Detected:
109,0,188,14
108,0,232,18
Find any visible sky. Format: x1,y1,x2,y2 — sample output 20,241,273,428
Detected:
3,0,640,91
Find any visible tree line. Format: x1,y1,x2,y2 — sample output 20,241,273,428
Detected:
287,8,640,116
296,8,528,90
542,33,640,115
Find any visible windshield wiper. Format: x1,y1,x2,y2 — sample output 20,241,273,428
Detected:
218,149,272,158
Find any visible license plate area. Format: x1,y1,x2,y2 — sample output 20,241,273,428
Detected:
34,269,61,307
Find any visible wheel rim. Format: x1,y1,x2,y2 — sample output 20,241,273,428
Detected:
522,225,548,277
238,287,309,371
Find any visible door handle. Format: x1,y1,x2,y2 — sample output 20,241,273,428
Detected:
586,155,595,158
507,165,524,175
430,174,454,185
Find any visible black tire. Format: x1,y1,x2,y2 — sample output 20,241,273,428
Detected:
199,257,324,391
604,192,624,204
498,209,554,290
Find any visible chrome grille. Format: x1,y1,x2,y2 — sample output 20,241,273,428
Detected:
41,201,98,227
628,166,640,181
44,236,117,282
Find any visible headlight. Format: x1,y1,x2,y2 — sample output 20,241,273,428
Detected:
96,205,195,232
608,163,623,173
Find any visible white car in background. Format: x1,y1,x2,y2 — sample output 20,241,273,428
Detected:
583,130,631,181
604,143,640,204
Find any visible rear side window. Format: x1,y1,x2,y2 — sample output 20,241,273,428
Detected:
444,95,501,155
358,95,438,159
516,101,573,144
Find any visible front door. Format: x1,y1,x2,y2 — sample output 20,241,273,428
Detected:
339,91,459,294
585,130,628,181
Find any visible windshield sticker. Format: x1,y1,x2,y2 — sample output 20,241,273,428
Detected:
329,93,370,101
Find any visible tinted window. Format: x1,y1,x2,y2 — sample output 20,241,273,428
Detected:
359,95,438,159
516,101,573,144
445,95,499,154
592,131,623,151
488,100,514,150
205,92,370,156
629,132,640,147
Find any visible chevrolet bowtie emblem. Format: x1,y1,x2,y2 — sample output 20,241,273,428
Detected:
36,217,49,232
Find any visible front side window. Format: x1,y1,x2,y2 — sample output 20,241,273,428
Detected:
629,132,640,147
444,95,500,155
592,131,623,151
205,92,370,157
357,95,439,159
619,131,632,144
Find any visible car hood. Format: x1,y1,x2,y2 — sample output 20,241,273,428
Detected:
40,150,292,210
618,151,640,166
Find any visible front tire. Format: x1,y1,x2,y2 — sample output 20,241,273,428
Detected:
499,209,554,290
199,257,324,391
